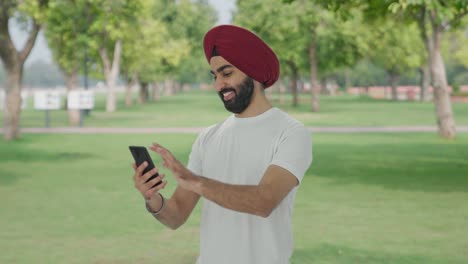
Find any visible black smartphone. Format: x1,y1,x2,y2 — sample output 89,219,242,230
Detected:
129,146,162,187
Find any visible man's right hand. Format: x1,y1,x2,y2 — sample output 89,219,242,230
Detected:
132,161,167,200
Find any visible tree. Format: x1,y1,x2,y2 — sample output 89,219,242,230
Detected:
235,0,309,107
0,0,48,141
45,0,90,125
298,0,467,138
120,0,198,104
388,1,468,138
237,0,366,110
367,20,423,100
168,0,217,86
86,0,142,112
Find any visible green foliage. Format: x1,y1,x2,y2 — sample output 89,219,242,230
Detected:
45,0,89,74
235,0,308,77
236,0,367,81
119,0,216,84
16,0,49,23
367,20,423,76
389,0,468,28
120,1,180,83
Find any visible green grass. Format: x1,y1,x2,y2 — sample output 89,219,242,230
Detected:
2,90,468,127
1,133,467,263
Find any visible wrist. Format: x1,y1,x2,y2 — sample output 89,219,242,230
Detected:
145,193,165,216
191,174,204,195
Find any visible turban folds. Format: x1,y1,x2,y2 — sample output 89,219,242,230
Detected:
203,25,280,89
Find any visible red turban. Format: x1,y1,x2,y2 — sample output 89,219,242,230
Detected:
203,25,280,89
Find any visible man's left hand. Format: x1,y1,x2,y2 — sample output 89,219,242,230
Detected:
150,143,201,194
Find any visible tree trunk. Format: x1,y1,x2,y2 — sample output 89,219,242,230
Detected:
417,8,433,103
4,65,22,140
288,62,298,107
125,73,138,107
164,79,174,96
344,68,351,91
279,81,286,104
428,16,456,139
152,82,160,102
99,39,122,113
139,82,149,104
320,78,327,95
430,31,456,138
65,71,80,126
309,41,320,112
389,72,399,101
418,9,456,138
0,15,41,140
174,82,181,94
419,64,430,101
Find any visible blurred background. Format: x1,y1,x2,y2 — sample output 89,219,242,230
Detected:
0,0,467,263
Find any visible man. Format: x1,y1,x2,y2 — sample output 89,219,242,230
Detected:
132,25,312,264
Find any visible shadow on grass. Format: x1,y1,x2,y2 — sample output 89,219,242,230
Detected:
0,149,94,163
292,244,455,264
311,139,468,193
0,148,95,186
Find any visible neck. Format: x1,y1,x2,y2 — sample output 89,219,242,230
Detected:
235,86,272,118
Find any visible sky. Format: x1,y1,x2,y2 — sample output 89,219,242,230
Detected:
9,0,236,66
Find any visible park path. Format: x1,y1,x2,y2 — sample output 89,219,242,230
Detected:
19,126,468,134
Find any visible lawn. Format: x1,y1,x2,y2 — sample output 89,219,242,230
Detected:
1,133,467,264
1,90,468,128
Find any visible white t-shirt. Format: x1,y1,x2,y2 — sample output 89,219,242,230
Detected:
188,107,313,264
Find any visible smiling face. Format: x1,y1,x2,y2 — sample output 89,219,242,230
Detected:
210,56,256,114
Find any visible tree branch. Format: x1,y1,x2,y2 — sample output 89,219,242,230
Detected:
0,5,18,68
448,8,468,26
18,20,41,63
99,47,111,76
111,39,122,77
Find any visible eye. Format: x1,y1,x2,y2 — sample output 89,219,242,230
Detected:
223,72,232,78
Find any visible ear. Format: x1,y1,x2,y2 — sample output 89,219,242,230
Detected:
253,80,265,93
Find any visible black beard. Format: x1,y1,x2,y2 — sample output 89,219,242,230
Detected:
218,77,255,114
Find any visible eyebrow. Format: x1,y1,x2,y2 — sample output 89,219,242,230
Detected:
209,64,233,75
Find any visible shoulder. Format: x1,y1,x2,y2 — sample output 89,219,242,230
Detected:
272,108,310,135
195,116,233,145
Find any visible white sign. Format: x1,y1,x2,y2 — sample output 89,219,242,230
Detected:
0,90,28,109
68,90,94,110
21,91,28,109
34,91,61,110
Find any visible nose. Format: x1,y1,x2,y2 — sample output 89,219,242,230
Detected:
214,77,226,92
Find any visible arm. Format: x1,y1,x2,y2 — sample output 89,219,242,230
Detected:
151,143,299,218
147,186,200,230
132,162,200,230
196,165,298,218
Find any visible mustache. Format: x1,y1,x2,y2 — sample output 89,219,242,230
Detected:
218,87,237,100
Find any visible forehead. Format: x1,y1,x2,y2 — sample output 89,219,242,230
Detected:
210,56,231,70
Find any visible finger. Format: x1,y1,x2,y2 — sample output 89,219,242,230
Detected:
136,161,148,175
132,163,137,170
144,180,168,200
141,168,159,182
152,143,174,160
155,180,168,192
150,144,180,169
144,173,165,188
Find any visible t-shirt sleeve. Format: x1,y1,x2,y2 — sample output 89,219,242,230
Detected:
270,125,312,184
